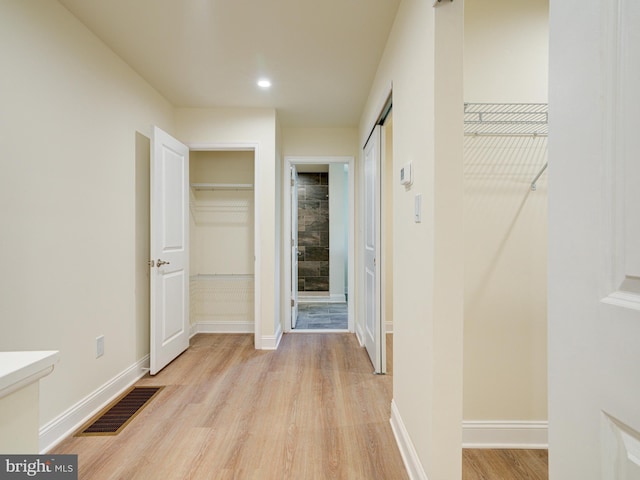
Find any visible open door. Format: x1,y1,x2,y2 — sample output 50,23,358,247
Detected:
363,126,385,373
150,126,190,375
548,1,640,477
291,166,299,328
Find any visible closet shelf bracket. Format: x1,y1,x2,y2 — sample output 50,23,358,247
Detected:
531,162,548,191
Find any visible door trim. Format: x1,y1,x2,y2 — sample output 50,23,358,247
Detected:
188,142,261,348
282,156,355,333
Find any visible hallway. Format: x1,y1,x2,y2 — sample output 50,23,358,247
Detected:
52,333,408,479
294,302,348,330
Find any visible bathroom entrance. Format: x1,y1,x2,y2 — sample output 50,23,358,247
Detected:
283,157,355,332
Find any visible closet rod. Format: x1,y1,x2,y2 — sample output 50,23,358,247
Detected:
191,183,253,190
531,162,548,191
465,132,548,138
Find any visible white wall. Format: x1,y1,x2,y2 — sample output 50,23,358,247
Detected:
0,0,174,435
463,0,549,430
282,128,358,158
329,164,347,300
174,108,279,345
359,1,463,478
464,0,549,103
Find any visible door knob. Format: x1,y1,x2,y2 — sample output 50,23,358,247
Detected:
157,259,170,267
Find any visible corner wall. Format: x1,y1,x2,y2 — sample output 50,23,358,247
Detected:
359,1,464,478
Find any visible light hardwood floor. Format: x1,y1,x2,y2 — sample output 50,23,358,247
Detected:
463,449,548,480
53,333,409,479
53,333,548,479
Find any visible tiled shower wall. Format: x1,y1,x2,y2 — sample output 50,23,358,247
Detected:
297,172,329,292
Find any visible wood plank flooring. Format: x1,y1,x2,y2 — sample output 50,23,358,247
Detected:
53,333,409,480
53,332,548,479
463,449,548,480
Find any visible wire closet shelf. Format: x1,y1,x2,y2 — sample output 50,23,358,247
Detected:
464,103,548,190
464,103,548,137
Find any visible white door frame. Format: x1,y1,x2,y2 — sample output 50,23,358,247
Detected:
362,126,385,373
290,165,299,329
282,156,355,333
357,91,392,372
188,142,261,347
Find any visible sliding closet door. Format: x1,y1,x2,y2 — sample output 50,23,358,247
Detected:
363,126,384,373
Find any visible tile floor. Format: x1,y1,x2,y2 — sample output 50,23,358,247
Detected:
294,302,348,330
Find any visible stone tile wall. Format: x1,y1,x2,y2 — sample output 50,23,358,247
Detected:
297,172,329,292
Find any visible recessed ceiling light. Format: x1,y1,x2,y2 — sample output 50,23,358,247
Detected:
257,78,272,89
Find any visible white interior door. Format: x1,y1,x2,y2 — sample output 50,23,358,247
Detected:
363,126,385,373
548,1,640,478
150,126,190,375
291,165,299,328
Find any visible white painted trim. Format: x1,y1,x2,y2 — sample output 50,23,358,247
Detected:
282,156,355,334
602,290,640,312
192,321,254,334
386,321,394,333
261,322,283,350
186,141,261,351
462,420,548,449
39,355,150,453
390,399,429,480
355,321,365,347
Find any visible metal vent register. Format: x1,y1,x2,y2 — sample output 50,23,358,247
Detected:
76,386,163,436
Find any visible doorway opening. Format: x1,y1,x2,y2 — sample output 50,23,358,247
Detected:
283,157,355,333
461,0,549,461
189,150,256,337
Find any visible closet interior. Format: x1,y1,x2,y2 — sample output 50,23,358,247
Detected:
463,102,548,428
189,150,255,332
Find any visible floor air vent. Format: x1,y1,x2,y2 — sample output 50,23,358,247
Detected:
76,386,163,436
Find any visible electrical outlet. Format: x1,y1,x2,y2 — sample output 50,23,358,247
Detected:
96,335,104,358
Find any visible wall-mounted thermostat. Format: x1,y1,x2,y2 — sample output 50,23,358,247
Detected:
400,162,412,186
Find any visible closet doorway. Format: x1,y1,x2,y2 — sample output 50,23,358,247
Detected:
462,0,549,453
189,148,257,339
283,156,355,333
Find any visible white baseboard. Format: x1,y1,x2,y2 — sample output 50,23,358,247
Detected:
39,355,150,453
191,320,254,335
462,420,548,449
298,294,346,304
390,399,429,480
261,323,283,350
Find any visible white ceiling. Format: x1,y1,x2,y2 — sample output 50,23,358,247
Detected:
58,0,401,128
